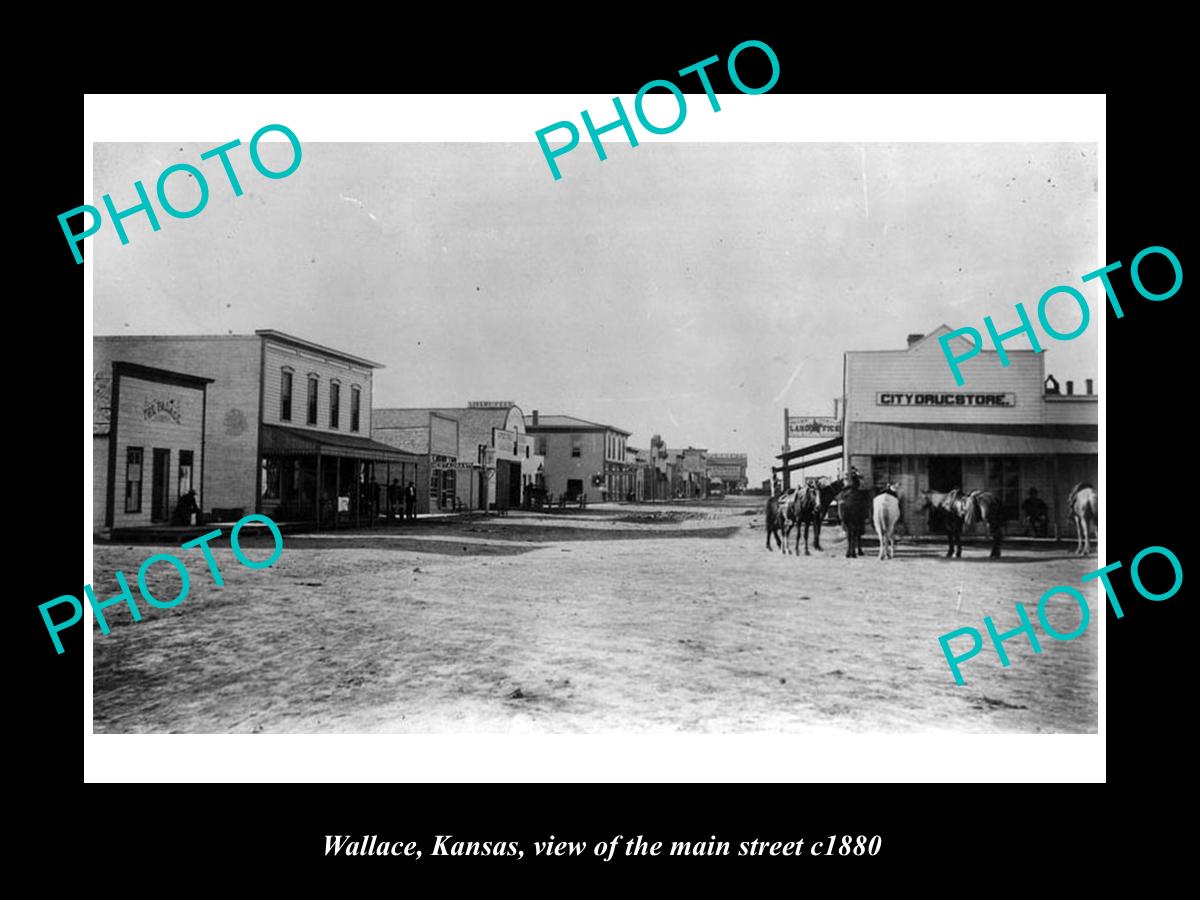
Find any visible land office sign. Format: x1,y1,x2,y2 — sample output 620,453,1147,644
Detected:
788,416,841,437
877,392,1016,407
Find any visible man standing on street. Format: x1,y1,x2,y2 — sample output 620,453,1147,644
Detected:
405,481,417,521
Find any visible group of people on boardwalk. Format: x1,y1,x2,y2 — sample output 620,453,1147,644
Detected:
387,479,419,522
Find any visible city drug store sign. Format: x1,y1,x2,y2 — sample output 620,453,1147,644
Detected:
876,392,1016,408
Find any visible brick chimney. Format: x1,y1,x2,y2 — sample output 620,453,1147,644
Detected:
1086,379,1094,395
531,409,539,426
1066,381,1074,395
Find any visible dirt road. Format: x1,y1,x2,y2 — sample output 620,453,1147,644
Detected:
92,499,1098,733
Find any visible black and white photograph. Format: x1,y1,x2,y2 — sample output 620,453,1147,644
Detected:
87,133,1099,739
88,128,1099,739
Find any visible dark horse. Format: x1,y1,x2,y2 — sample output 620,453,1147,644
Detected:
836,483,871,558
765,489,790,552
917,489,1004,559
798,477,844,554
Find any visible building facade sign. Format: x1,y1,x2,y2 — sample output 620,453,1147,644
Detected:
788,416,841,437
875,392,1016,408
143,397,183,424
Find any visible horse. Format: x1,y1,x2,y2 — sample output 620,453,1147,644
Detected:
836,483,871,558
765,489,791,552
918,488,1003,559
801,477,844,553
1068,482,1098,555
872,484,902,560
782,482,823,555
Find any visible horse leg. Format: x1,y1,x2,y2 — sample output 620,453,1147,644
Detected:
813,518,822,551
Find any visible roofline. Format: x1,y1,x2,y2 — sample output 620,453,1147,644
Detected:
844,347,1037,356
255,330,384,369
111,360,215,388
525,415,632,436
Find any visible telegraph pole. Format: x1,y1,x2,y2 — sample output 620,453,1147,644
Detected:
781,406,791,492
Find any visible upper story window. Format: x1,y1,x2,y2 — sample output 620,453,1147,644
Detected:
307,374,319,426
570,435,582,458
536,437,547,456
350,385,361,432
280,368,294,422
329,380,341,429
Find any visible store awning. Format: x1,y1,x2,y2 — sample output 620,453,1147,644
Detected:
261,423,424,463
846,422,1098,456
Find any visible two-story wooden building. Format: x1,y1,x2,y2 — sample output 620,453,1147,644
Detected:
524,411,633,504
93,330,421,533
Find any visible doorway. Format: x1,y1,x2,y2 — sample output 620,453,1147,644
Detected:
151,448,171,522
926,455,962,534
927,456,962,492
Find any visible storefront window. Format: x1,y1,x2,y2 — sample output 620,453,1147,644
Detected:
125,447,143,513
873,456,903,491
178,450,194,498
261,458,281,499
985,456,1021,520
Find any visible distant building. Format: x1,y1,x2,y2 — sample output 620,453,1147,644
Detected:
626,445,650,501
524,411,633,503
94,330,420,533
707,453,748,493
374,402,544,511
666,446,708,498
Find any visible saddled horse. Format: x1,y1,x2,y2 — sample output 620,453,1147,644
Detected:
836,483,871,558
872,484,902,560
781,483,818,555
1068,482,1098,556
918,488,1003,559
802,477,844,553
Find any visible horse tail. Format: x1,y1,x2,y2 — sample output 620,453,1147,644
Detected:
962,493,979,527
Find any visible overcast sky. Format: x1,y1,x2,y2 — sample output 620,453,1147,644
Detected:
94,142,1098,483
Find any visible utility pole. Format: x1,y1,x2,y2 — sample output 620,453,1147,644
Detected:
782,406,791,492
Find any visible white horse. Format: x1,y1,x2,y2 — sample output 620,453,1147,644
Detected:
872,484,902,560
1069,482,1098,556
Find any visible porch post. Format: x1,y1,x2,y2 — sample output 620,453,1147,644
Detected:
315,450,322,531
334,455,341,530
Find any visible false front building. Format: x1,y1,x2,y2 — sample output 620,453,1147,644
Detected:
373,402,544,511
840,325,1098,536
